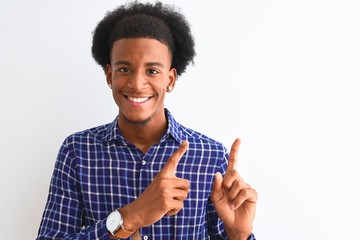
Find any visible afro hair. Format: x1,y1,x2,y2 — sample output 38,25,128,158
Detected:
91,0,196,77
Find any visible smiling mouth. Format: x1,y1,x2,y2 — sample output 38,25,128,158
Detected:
127,96,151,103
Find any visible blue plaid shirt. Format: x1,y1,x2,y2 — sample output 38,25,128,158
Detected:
37,109,256,240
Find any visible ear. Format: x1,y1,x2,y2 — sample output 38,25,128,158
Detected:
167,68,177,92
105,64,112,88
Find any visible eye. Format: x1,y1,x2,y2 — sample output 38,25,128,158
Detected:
118,67,130,73
147,69,159,75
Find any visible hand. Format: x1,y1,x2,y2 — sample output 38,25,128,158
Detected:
120,141,190,230
210,138,257,240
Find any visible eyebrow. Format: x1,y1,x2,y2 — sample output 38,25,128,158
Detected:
114,60,131,66
114,61,165,68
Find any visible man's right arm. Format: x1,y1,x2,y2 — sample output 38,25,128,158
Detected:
37,140,190,239
36,141,110,240
109,141,190,238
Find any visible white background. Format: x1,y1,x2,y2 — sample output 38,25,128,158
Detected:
1,0,359,239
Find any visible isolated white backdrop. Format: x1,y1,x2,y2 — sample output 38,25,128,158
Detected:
1,0,359,239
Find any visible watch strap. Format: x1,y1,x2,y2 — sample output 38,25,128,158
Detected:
113,227,136,238
111,209,136,238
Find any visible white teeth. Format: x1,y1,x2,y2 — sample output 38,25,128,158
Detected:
128,97,149,103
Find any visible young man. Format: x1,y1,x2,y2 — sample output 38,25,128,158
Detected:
37,1,257,239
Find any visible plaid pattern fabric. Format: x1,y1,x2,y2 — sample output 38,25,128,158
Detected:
37,109,256,240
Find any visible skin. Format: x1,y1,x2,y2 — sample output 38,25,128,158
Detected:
106,38,257,240
211,138,258,240
106,38,176,153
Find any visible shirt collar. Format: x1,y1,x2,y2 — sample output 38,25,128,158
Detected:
101,116,125,144
102,108,183,144
162,108,183,143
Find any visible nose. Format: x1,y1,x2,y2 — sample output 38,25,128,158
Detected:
128,71,146,90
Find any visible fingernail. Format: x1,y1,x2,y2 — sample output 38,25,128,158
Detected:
228,202,235,210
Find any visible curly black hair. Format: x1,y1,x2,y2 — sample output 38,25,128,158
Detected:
91,0,196,77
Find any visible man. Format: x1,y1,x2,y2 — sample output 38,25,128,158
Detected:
37,1,257,239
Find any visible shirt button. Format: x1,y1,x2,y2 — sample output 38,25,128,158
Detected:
142,160,146,165
143,236,148,240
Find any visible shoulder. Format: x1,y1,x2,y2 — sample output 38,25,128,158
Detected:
177,123,229,173
167,109,225,151
178,123,228,153
62,121,114,148
52,121,115,170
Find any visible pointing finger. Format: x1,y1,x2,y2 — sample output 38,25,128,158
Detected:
160,140,189,177
226,138,241,173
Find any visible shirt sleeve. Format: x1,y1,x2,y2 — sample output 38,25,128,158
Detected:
36,139,110,239
247,233,257,240
206,147,227,239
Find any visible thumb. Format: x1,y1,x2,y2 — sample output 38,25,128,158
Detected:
211,172,224,203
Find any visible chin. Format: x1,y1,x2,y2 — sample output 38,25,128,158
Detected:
124,115,151,126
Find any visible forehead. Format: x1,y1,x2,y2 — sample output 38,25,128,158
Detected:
110,38,172,66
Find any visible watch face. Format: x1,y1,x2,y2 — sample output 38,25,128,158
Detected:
106,210,122,233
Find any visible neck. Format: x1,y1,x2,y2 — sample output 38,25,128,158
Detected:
118,112,168,153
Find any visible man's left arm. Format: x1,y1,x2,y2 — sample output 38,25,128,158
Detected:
210,138,258,240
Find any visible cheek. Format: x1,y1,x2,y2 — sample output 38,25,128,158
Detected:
112,78,127,89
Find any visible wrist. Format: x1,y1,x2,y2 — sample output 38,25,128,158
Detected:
118,203,141,232
225,226,252,240
107,204,142,239
229,233,252,240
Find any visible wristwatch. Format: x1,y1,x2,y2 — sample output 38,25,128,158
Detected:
106,209,134,238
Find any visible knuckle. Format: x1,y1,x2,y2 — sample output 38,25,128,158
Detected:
233,179,241,188
252,188,258,199
185,179,190,186
166,210,176,216
182,179,190,189
240,188,251,198
158,180,167,189
224,178,236,189
163,199,174,211
227,169,238,178
181,191,189,200
222,181,231,190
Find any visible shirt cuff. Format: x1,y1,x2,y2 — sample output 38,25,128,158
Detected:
247,233,256,240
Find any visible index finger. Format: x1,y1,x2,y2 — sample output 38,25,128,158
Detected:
226,138,241,172
161,140,189,177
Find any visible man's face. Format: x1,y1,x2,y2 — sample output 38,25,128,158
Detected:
106,38,176,125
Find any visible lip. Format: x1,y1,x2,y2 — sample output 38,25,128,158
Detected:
124,94,152,105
